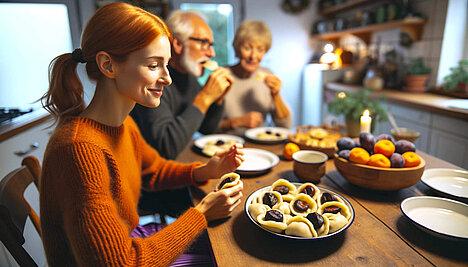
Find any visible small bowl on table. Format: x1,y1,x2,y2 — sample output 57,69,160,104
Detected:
391,128,420,143
292,150,328,183
334,154,426,191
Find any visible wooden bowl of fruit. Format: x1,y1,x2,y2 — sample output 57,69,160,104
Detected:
288,125,343,158
333,132,426,191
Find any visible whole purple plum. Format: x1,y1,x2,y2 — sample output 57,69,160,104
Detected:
390,153,405,168
395,140,416,154
337,137,356,151
376,134,395,144
338,149,351,160
359,132,375,154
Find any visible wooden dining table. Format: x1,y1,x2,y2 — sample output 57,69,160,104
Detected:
176,140,468,266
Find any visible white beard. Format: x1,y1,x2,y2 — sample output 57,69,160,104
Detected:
181,47,207,77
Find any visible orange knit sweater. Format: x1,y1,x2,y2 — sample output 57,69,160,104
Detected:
40,116,208,267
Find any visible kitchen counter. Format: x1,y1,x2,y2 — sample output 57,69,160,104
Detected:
0,109,52,142
325,82,468,121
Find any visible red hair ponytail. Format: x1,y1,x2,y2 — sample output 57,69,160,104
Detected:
41,2,172,124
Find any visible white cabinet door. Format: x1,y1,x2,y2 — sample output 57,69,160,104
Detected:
0,121,52,179
429,128,468,168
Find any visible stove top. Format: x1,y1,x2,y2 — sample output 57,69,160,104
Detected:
0,108,34,124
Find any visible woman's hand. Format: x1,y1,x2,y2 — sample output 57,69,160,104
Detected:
265,74,282,96
193,144,244,182
195,181,243,221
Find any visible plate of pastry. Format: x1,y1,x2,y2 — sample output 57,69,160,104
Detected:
401,196,468,241
244,127,291,144
236,148,280,175
288,125,342,157
421,168,468,201
194,134,245,157
245,179,355,240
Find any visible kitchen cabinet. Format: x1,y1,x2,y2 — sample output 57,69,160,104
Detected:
319,0,374,16
312,17,426,46
0,119,52,267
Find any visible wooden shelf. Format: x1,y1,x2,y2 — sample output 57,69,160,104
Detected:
311,17,426,45
319,0,374,16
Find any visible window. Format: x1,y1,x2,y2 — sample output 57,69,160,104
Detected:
171,0,242,67
0,1,80,110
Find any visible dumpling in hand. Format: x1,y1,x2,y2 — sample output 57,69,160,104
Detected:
318,201,352,220
216,173,240,191
305,212,330,237
273,201,291,215
271,178,296,202
248,203,270,222
257,210,287,233
289,193,317,216
297,183,320,201
323,213,348,233
258,191,283,208
285,216,317,238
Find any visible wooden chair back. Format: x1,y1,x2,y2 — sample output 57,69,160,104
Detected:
0,156,41,267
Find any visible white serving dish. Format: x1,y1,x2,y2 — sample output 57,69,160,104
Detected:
401,196,468,241
421,168,468,200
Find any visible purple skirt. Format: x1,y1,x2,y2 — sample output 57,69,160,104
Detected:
130,223,216,267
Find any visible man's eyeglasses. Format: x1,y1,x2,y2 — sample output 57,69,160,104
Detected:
188,37,214,51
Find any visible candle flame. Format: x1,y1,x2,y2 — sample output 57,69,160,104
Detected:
363,109,370,116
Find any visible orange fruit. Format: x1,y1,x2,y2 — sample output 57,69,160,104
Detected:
402,152,421,167
283,142,300,160
374,140,395,157
349,147,370,165
368,154,391,168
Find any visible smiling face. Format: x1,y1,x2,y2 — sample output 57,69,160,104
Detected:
180,16,215,77
239,40,266,74
114,36,172,108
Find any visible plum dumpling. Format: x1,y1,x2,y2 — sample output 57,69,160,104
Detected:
216,172,240,191
285,216,317,238
297,183,320,201
257,191,283,208
306,212,330,237
271,178,296,201
257,210,288,233
289,193,318,216
318,201,352,221
323,213,348,233
248,203,270,222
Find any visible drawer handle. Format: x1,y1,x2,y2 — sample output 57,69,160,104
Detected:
14,142,39,156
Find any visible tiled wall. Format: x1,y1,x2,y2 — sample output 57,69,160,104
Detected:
337,0,448,89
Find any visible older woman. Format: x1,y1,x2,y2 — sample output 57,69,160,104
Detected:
219,20,292,135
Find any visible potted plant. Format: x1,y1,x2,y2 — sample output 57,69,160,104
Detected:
443,60,468,94
404,58,431,92
328,87,387,137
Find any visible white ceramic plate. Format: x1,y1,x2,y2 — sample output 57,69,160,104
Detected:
244,127,291,144
245,183,355,240
194,134,245,156
236,148,279,175
401,196,468,240
421,168,468,200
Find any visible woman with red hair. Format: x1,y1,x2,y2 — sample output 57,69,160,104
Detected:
40,3,243,266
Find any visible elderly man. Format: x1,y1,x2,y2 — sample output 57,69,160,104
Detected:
130,10,234,217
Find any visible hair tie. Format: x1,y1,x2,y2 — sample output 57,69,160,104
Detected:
72,48,86,63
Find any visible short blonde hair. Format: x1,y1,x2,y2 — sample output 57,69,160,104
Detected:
233,20,272,57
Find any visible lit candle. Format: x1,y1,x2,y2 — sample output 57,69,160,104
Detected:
360,109,372,133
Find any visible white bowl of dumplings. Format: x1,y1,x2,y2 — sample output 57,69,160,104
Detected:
245,179,355,239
